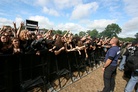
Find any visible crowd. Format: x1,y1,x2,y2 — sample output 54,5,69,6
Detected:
0,22,112,56
119,40,138,92
0,22,111,91
0,22,138,92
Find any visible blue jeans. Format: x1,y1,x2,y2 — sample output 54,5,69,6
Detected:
119,55,126,70
125,73,138,92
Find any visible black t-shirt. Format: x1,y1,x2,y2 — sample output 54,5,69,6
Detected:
0,42,13,54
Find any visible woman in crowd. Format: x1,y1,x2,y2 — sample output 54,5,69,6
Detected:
0,34,13,54
11,37,23,54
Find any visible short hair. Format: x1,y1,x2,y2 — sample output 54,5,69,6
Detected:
112,37,119,46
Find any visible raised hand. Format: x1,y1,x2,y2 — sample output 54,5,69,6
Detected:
21,22,24,27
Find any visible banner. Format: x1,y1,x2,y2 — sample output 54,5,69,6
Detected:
26,19,38,31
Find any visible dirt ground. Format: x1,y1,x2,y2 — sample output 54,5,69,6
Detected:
59,66,128,92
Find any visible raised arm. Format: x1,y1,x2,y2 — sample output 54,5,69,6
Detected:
0,26,6,35
0,26,4,34
63,30,70,37
43,30,51,38
13,22,17,33
11,22,17,37
16,22,24,38
0,26,4,32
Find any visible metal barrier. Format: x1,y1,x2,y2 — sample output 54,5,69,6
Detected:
0,47,105,92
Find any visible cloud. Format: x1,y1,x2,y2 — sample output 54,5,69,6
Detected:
0,17,13,27
34,0,60,17
54,0,82,9
20,0,35,5
35,0,50,6
122,17,138,31
29,15,54,29
28,16,87,34
123,0,138,17
118,31,136,38
35,0,82,17
54,23,87,34
85,19,117,32
0,16,54,29
0,17,24,28
109,6,119,12
43,7,59,16
54,19,117,34
15,17,24,27
97,0,122,19
120,17,138,37
98,0,120,7
35,0,82,9
70,2,99,20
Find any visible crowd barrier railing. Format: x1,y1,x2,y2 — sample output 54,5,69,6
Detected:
0,47,105,92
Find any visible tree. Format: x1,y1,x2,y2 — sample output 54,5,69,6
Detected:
75,34,79,37
119,37,135,42
56,29,62,34
97,32,103,38
135,32,138,40
51,29,56,34
62,30,68,36
87,29,98,38
101,23,122,38
79,31,86,37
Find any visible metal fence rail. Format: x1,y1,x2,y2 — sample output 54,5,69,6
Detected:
0,48,105,92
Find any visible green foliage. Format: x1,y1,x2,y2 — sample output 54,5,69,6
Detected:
101,23,122,38
79,31,86,36
97,32,105,38
87,29,98,38
38,28,48,33
135,33,138,40
119,37,135,42
62,30,68,35
74,34,79,37
56,29,62,34
119,32,138,42
51,30,56,34
38,24,137,43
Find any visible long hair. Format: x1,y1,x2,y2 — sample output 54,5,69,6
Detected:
54,35,64,48
19,30,30,41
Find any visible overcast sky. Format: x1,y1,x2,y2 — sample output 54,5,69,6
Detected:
0,0,138,38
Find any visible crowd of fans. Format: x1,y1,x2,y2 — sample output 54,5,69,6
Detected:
0,22,113,57
1,22,138,91
0,22,113,91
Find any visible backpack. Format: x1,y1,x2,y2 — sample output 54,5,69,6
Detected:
125,48,138,72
